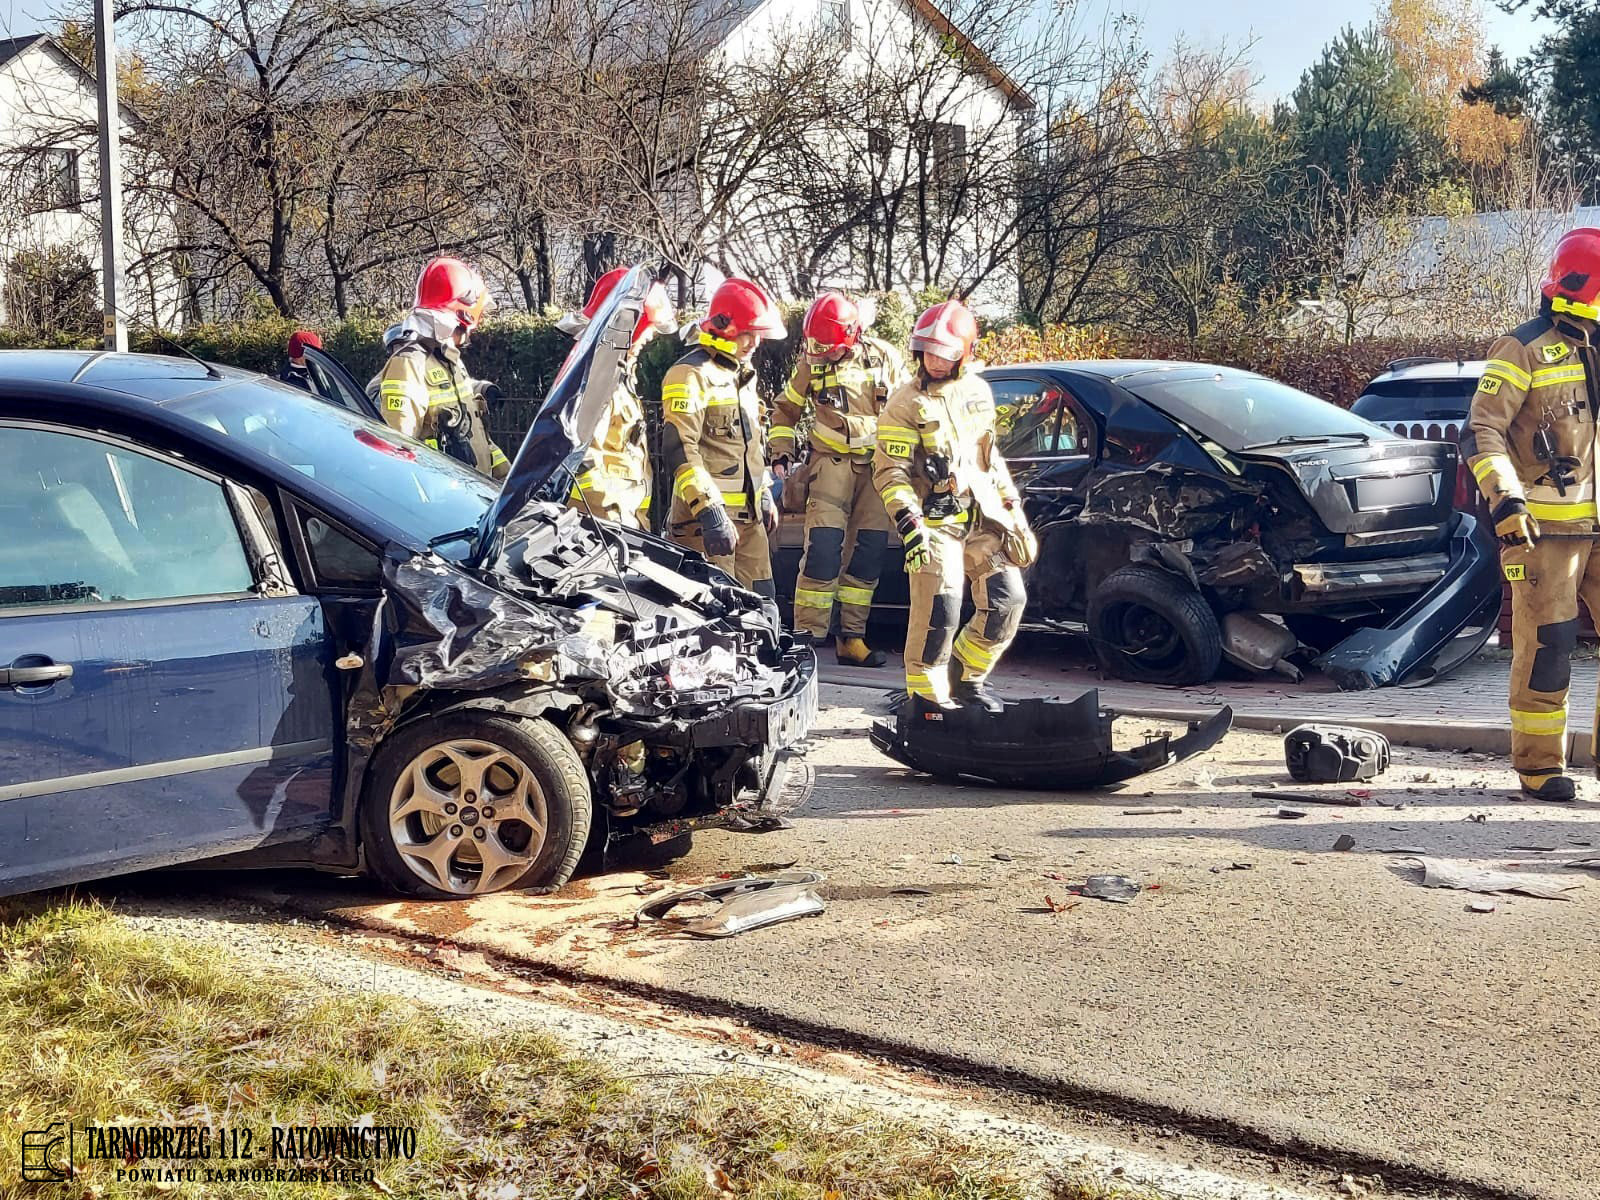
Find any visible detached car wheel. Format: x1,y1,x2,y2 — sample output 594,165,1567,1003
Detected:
361,713,592,899
1087,565,1223,686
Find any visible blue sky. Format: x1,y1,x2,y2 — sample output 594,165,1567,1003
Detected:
0,0,1553,105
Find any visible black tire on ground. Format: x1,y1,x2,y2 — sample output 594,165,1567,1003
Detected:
1087,564,1224,686
360,712,592,900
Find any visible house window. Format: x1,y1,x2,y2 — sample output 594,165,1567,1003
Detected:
819,0,850,44
867,127,891,160
928,122,967,187
35,149,80,209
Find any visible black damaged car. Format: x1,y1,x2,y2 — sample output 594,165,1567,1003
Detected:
985,362,1502,688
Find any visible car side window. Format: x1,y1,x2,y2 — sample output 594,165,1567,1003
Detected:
990,377,1089,457
0,426,255,611
299,508,383,589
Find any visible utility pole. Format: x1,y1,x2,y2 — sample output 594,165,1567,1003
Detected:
94,0,127,351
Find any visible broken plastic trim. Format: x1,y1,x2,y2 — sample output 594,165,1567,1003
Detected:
869,691,1234,788
635,870,826,937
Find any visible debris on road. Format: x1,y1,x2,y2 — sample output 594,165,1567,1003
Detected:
1122,806,1184,816
635,871,826,937
1043,894,1079,914
1467,901,1498,914
1284,724,1391,783
870,691,1233,788
1255,789,1362,807
938,854,964,866
1466,812,1488,823
1397,857,1580,901
1073,875,1142,904
1272,808,1309,819
1332,835,1357,852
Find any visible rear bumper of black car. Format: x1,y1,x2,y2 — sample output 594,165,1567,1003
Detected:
1312,512,1501,689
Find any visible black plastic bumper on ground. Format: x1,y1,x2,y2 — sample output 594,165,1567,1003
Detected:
1312,511,1502,690
870,691,1235,789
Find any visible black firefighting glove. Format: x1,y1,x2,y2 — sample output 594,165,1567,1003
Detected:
699,503,738,558
476,381,503,407
894,508,931,571
1492,498,1540,549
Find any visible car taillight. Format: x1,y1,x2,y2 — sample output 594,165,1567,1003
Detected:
355,428,417,460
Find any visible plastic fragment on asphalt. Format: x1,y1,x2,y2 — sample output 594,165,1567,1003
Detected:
635,871,826,937
1332,834,1357,851
1124,806,1184,815
1467,901,1497,913
1397,857,1580,901
1073,874,1141,903
1273,808,1309,819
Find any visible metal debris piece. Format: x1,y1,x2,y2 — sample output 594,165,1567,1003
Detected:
1124,806,1184,815
992,852,1014,862
635,871,826,937
1273,808,1309,819
1398,857,1579,901
1506,844,1557,853
1256,789,1361,807
1332,834,1357,852
891,887,934,897
1075,874,1141,904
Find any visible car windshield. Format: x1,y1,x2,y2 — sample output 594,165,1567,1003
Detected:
167,377,497,554
1126,370,1383,452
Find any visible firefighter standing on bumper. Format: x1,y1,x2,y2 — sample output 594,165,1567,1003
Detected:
872,299,1037,711
556,267,677,529
377,257,510,480
662,277,784,596
1464,226,1600,801
770,292,908,666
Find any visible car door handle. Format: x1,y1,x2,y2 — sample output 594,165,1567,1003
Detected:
1,663,73,687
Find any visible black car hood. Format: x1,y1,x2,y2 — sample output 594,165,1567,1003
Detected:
473,265,653,562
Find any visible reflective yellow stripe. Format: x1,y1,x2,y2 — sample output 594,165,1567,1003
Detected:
877,424,917,439
1527,499,1598,521
920,431,941,450
490,447,508,466
379,381,408,397
880,484,918,512
719,490,749,507
812,423,852,453
698,330,739,356
1510,706,1567,736
674,466,717,500
794,586,836,609
953,632,997,672
837,585,875,606
1553,296,1600,322
423,437,438,449
1484,359,1531,389
784,384,807,406
905,672,938,699
662,384,690,398
1470,453,1515,483
769,425,797,440
1532,365,1587,387
927,507,970,526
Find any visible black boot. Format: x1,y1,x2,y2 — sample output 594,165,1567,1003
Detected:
948,661,1004,713
1520,771,1577,802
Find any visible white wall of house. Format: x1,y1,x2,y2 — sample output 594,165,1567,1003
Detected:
0,38,182,332
705,0,1026,316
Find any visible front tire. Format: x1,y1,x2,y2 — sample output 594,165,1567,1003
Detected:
360,712,592,899
1087,565,1223,685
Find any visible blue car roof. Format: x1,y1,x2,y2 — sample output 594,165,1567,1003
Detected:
0,349,258,401
987,359,1247,383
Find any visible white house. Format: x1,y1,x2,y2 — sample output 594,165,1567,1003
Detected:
0,33,182,332
685,0,1034,315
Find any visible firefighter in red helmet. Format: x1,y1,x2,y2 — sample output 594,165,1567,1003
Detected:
557,267,677,528
661,277,785,594
769,292,908,665
1464,226,1600,800
872,299,1036,710
376,256,509,479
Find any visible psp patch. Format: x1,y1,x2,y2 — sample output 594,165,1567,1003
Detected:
1544,342,1571,363
425,367,451,386
1479,376,1503,395
385,395,404,411
1505,563,1527,582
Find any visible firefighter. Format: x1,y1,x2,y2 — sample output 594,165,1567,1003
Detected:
872,299,1037,711
556,267,677,529
1463,225,1600,801
661,277,785,595
279,330,321,392
376,256,510,480
769,292,908,666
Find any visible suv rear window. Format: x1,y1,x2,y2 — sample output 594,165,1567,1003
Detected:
1352,378,1477,422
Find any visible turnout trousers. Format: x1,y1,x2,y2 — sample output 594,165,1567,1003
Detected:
903,518,1025,705
1503,527,1600,782
792,454,892,638
670,513,775,598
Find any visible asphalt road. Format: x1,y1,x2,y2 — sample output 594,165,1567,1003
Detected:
144,663,1600,1200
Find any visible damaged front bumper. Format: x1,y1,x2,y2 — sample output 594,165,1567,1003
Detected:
1313,511,1501,690
870,691,1234,788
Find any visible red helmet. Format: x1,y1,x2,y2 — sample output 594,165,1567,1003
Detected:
802,292,862,356
910,299,978,362
704,277,786,341
416,257,493,330
286,330,322,358
560,266,677,344
1542,227,1600,321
